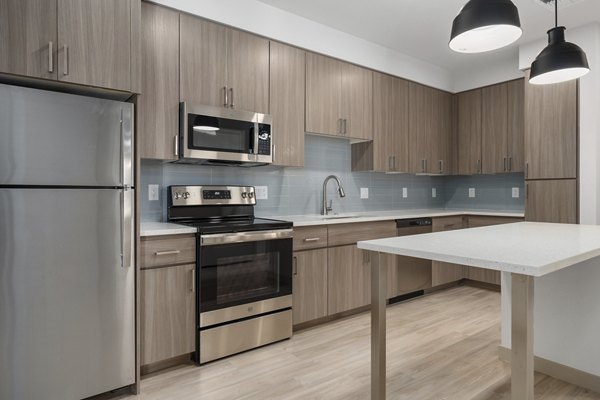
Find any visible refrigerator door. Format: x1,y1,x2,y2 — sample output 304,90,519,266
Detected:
0,188,135,400
0,84,133,187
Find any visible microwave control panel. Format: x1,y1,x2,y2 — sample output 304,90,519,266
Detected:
257,125,271,156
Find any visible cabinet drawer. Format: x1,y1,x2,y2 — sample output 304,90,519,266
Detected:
141,235,196,269
293,226,328,250
467,215,523,228
328,221,396,247
432,216,465,232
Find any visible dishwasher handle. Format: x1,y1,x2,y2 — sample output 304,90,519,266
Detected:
395,218,432,229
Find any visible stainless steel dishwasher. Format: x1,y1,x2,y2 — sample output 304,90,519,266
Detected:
389,218,433,302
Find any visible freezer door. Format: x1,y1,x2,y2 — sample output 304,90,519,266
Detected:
0,83,133,187
0,188,135,400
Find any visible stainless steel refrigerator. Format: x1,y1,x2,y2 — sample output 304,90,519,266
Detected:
0,84,135,400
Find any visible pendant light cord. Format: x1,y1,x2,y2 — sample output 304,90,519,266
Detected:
555,0,558,27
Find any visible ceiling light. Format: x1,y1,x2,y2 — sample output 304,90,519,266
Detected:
529,0,590,85
449,0,522,53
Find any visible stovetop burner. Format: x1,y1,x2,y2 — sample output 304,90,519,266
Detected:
167,185,292,234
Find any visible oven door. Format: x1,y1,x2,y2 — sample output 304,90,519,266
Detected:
199,229,292,325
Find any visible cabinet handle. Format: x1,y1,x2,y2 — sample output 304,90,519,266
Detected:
525,183,529,200
425,159,428,172
439,160,443,173
190,268,196,292
388,156,393,171
229,88,234,108
48,41,53,73
174,135,179,157
504,157,508,172
477,159,481,173
421,159,425,173
223,86,228,107
303,237,320,242
525,162,529,178
63,44,68,76
293,256,298,276
154,250,180,256
343,119,347,135
338,118,342,135
509,157,512,172
393,156,397,171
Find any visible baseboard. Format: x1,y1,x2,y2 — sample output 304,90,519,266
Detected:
463,279,501,292
498,345,600,393
141,353,195,376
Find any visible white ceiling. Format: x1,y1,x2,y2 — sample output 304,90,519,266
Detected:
256,0,600,73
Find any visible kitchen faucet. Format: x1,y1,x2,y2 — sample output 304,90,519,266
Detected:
322,175,346,215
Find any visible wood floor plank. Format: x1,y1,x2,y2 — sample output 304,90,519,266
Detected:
118,286,600,400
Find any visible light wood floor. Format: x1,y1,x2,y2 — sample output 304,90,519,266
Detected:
122,286,600,399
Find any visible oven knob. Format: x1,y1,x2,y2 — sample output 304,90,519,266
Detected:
183,192,190,199
248,192,254,199
242,192,247,199
174,193,181,200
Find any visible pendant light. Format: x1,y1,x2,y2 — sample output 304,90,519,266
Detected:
449,0,522,53
529,0,590,85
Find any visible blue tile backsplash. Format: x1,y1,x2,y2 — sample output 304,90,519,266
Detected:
141,135,524,221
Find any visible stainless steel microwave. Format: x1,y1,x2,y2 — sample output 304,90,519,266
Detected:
177,102,272,166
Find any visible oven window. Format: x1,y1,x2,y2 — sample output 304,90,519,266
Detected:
200,238,292,312
216,252,280,304
188,114,253,154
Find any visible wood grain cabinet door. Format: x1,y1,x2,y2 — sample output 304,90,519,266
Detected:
0,0,57,80
227,29,269,114
524,71,577,179
457,89,482,175
482,83,508,174
57,0,131,91
371,72,395,172
306,52,343,136
525,179,577,223
179,15,227,107
139,2,179,160
140,264,196,366
327,245,371,315
507,79,524,173
431,216,468,286
292,249,328,325
270,41,305,167
431,89,453,174
341,63,373,140
409,82,433,173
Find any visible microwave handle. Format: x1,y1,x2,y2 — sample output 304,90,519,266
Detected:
253,123,260,155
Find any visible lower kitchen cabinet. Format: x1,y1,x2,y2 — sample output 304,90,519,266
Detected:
292,249,328,325
387,255,431,298
327,245,371,315
431,216,468,286
140,264,196,366
525,179,577,223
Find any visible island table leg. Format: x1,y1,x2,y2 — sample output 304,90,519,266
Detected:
511,273,534,400
371,251,386,400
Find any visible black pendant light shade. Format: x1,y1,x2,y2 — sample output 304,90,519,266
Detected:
449,0,522,53
529,27,590,85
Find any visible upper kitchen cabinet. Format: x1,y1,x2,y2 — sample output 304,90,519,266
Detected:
0,0,141,93
352,72,409,172
524,71,577,180
306,52,373,141
0,0,57,80
270,41,305,167
179,15,269,114
408,82,452,174
456,89,482,175
481,79,524,174
138,2,179,160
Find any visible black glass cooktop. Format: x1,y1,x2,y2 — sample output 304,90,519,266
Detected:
177,217,292,235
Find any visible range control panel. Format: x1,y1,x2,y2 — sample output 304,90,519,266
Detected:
169,185,256,207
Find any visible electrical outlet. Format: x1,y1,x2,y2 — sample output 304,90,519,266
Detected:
512,187,520,198
432,188,437,198
402,188,408,198
360,188,369,199
255,186,268,200
148,184,159,201
468,188,476,198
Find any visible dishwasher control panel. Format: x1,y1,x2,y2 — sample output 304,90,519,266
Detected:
396,218,432,228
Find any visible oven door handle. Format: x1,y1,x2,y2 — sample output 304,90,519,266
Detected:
200,229,293,246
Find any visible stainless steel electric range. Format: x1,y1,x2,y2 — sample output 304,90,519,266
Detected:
168,185,293,364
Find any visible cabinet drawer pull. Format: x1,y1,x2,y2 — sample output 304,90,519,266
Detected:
229,87,234,108
174,134,179,157
63,44,69,76
191,268,196,292
223,86,228,107
439,159,443,173
477,159,481,173
509,157,512,172
504,157,507,172
154,250,181,256
293,256,298,276
303,237,320,242
48,41,53,73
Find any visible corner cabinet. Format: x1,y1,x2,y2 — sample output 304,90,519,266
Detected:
525,180,577,224
270,42,305,167
179,14,269,113
0,0,141,93
408,82,453,174
457,89,482,175
138,2,180,160
306,52,373,140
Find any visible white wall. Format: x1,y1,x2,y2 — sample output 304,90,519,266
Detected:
502,22,600,376
150,0,454,91
453,48,524,92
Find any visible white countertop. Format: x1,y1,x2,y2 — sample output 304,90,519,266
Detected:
267,209,524,227
140,222,197,237
358,222,600,277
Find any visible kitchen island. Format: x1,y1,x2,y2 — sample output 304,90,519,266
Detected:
358,222,600,400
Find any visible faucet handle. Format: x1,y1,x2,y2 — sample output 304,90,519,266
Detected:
327,200,333,212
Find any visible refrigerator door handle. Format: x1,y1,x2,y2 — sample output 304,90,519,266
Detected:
120,106,134,187
121,188,133,268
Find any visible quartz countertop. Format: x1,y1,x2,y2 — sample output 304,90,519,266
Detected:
358,222,600,277
264,209,524,227
140,222,197,237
